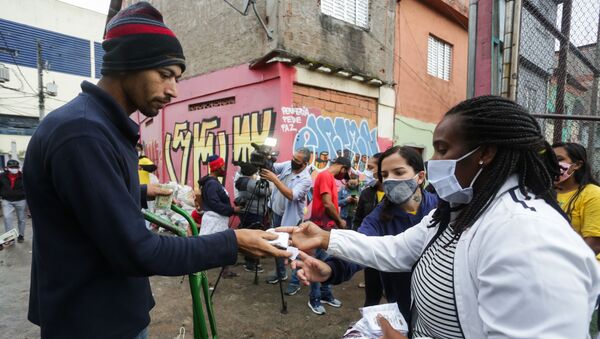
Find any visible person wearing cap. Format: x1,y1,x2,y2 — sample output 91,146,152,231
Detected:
22,3,289,338
305,156,351,315
138,156,158,186
138,156,159,229
0,159,26,244
198,155,241,278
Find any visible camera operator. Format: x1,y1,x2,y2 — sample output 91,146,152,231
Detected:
259,147,312,289
235,162,270,272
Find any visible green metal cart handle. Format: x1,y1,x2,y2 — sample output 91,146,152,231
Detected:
143,204,218,339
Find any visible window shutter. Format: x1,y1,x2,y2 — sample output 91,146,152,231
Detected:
345,0,356,26
321,0,335,17
321,0,369,29
427,35,452,81
356,0,369,28
333,0,345,21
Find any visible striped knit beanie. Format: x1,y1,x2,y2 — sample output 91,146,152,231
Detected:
101,2,186,75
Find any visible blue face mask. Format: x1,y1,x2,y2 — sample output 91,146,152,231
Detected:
427,147,482,204
382,174,419,205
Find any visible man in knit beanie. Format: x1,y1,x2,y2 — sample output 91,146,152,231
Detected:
23,2,290,338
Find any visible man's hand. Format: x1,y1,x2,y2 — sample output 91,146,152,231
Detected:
377,315,408,339
234,229,291,258
259,169,278,183
233,206,242,214
276,221,330,251
146,183,173,201
292,251,332,285
337,219,347,229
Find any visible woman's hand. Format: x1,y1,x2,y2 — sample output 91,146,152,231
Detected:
292,251,332,285
377,315,408,339
276,221,330,251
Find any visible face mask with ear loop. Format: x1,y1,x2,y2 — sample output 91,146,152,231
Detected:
382,174,420,205
427,147,484,204
556,161,575,183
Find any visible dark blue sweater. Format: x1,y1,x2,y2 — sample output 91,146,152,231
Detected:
326,190,438,319
199,175,234,216
23,81,238,339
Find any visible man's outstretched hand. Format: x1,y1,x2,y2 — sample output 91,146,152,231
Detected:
234,229,291,258
276,221,330,252
291,251,332,285
146,183,173,201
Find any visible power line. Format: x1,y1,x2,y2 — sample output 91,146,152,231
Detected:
0,32,38,95
0,104,37,116
0,84,36,96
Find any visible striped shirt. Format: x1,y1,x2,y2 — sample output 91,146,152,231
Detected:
411,225,464,338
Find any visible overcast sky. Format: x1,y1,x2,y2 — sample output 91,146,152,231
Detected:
59,0,111,14
556,0,599,46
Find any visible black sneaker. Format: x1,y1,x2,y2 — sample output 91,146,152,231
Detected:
285,284,300,296
244,264,265,273
266,273,288,284
17,235,24,243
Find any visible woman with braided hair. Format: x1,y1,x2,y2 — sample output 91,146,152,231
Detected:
279,96,599,338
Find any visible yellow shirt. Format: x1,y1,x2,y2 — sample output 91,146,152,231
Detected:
557,184,600,260
376,190,385,203
138,169,150,185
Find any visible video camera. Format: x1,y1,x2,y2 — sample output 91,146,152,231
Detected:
250,137,279,171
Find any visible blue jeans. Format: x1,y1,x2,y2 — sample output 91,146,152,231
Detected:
272,213,301,286
2,199,26,236
309,248,333,301
272,213,287,277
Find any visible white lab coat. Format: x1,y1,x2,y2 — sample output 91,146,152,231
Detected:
328,175,600,338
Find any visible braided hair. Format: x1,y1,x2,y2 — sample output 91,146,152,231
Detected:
430,96,567,238
552,142,600,221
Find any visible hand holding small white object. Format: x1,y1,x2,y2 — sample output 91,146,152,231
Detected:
266,229,299,260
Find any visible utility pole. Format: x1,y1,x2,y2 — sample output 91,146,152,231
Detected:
37,40,45,120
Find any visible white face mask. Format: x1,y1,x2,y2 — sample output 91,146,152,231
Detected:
427,147,482,204
364,169,375,182
8,168,19,174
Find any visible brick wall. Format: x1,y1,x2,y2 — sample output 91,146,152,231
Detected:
292,85,378,126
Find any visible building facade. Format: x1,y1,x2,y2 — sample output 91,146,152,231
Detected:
393,0,469,158
0,0,106,163
130,0,397,194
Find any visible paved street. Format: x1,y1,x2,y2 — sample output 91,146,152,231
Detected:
0,219,367,338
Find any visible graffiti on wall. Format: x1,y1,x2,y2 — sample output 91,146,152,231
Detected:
162,108,277,186
292,111,380,172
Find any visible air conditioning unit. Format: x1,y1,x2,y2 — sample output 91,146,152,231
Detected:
0,64,9,83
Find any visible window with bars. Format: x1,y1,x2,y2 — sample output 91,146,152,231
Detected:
427,35,453,81
321,0,369,29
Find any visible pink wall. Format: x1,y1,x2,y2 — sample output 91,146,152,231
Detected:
137,62,391,197
474,0,493,96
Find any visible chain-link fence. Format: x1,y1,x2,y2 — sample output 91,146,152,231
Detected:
515,0,600,176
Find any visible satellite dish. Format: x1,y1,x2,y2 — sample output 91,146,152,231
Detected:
241,0,251,15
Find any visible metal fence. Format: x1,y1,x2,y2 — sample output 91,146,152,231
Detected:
514,0,600,175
